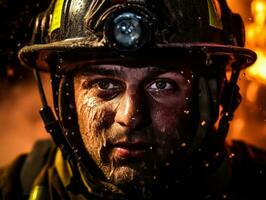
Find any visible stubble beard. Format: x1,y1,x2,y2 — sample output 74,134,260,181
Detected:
78,106,156,190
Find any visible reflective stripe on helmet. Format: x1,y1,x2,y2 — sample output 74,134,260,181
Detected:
49,0,65,34
207,0,223,30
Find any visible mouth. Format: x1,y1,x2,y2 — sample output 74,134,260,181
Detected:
112,142,154,159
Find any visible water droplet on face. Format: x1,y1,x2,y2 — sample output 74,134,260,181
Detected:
101,134,107,147
187,79,191,84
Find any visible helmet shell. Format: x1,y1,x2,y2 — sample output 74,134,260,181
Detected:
18,0,257,71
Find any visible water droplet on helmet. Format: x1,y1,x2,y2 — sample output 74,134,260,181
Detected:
201,46,207,52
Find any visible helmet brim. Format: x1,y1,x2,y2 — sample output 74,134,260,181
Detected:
18,38,257,72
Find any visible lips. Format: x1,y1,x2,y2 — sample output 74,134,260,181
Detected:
112,141,153,159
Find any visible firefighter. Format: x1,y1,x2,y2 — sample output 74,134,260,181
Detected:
1,0,266,199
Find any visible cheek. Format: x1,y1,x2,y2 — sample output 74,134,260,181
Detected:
149,89,192,134
75,91,116,155
150,105,182,134
76,90,115,131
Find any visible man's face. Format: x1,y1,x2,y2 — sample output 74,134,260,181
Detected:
74,64,193,189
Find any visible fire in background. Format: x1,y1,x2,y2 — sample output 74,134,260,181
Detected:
227,0,266,149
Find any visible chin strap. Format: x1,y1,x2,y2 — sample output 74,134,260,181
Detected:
184,61,242,174
32,67,85,196
217,63,242,143
33,68,72,161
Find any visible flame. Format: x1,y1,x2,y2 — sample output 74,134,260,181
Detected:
245,0,266,84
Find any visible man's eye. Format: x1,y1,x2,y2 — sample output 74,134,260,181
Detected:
94,80,121,91
147,80,174,91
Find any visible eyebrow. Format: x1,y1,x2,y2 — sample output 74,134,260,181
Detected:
78,65,174,77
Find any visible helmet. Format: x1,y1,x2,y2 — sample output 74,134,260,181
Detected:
18,0,256,72
18,0,257,191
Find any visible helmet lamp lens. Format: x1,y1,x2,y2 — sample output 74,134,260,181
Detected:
110,12,145,49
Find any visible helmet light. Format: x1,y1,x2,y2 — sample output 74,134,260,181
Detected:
105,10,152,51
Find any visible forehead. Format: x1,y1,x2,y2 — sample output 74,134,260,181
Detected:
73,64,193,80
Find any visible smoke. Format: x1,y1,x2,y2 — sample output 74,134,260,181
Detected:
0,74,51,166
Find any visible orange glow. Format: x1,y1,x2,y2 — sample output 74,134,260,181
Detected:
246,81,259,103
251,0,266,25
245,0,266,84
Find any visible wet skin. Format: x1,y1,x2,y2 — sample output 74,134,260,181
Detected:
74,64,193,190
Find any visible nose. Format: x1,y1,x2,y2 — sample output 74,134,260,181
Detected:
114,90,150,130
